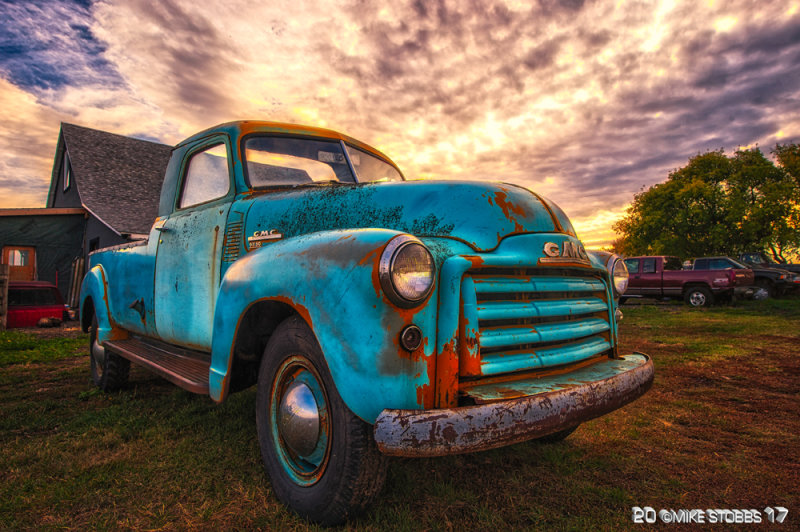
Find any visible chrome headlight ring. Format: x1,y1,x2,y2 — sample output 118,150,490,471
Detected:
606,254,629,297
379,235,435,308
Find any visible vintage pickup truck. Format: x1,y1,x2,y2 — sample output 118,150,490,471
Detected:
81,121,653,524
624,255,754,306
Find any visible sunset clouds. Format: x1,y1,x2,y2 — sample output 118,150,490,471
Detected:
2,0,799,246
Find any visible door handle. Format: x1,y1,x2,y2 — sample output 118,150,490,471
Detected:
155,226,171,233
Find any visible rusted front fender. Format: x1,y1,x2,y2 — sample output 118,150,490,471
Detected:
373,353,654,457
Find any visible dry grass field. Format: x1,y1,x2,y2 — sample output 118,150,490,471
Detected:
1,299,798,530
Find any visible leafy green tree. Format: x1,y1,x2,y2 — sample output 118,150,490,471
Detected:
774,143,800,184
613,146,800,261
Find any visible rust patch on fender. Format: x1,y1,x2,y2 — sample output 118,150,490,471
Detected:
272,295,314,328
435,337,459,408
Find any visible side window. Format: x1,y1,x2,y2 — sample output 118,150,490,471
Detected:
8,289,24,306
709,259,733,270
694,259,708,270
179,143,230,208
624,259,639,274
642,258,657,274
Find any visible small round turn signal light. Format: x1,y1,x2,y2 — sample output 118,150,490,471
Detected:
400,325,423,352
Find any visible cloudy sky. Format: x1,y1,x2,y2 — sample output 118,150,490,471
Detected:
1,0,799,246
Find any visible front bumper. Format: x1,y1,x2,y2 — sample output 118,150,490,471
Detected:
373,353,654,457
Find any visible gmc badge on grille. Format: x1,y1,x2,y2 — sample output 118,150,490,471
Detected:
540,241,591,265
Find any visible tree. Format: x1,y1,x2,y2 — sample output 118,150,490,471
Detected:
774,143,800,185
613,146,800,261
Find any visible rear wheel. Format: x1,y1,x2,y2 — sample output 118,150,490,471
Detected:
256,316,387,525
684,286,712,307
89,315,129,391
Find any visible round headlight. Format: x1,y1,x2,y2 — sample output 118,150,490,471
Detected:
379,235,435,307
610,256,629,296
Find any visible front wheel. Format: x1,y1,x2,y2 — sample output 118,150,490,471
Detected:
684,286,713,307
256,316,387,525
89,315,129,391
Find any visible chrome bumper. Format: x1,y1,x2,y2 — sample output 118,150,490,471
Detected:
373,353,654,457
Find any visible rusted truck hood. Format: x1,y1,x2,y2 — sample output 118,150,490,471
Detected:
242,180,571,251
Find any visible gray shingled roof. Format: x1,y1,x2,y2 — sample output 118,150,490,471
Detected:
54,123,173,235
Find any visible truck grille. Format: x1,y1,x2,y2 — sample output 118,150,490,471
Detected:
460,268,612,378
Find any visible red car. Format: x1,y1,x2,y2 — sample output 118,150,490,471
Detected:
6,281,68,328
624,256,754,306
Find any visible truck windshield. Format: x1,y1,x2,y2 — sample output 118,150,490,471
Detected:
245,136,356,186
244,136,403,187
344,144,403,182
741,253,774,265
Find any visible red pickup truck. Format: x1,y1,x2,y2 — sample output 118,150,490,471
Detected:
623,256,754,307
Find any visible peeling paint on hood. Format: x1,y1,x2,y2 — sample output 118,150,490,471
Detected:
242,180,565,251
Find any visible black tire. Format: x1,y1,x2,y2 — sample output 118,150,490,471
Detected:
89,315,129,391
536,425,579,443
684,286,713,307
256,315,387,525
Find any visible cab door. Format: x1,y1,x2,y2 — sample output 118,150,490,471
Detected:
154,139,233,350
637,257,662,296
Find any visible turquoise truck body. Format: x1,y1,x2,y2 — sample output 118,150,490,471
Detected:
80,119,652,454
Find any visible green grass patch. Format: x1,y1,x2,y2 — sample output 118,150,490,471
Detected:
0,329,87,366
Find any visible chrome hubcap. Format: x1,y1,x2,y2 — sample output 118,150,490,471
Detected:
278,381,320,457
690,292,706,306
270,355,330,486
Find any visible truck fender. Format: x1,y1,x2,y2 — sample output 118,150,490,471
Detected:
80,265,129,344
208,229,439,424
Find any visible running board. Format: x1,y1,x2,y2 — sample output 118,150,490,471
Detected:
104,337,211,394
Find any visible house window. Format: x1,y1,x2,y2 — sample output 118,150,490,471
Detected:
63,152,72,192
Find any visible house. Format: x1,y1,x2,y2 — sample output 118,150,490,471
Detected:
0,123,172,307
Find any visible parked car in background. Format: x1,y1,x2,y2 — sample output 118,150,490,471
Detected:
624,255,754,307
6,281,68,328
737,252,800,294
738,252,800,274
720,257,794,297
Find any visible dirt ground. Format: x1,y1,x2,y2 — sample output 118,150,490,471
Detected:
617,311,799,515
8,320,83,339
